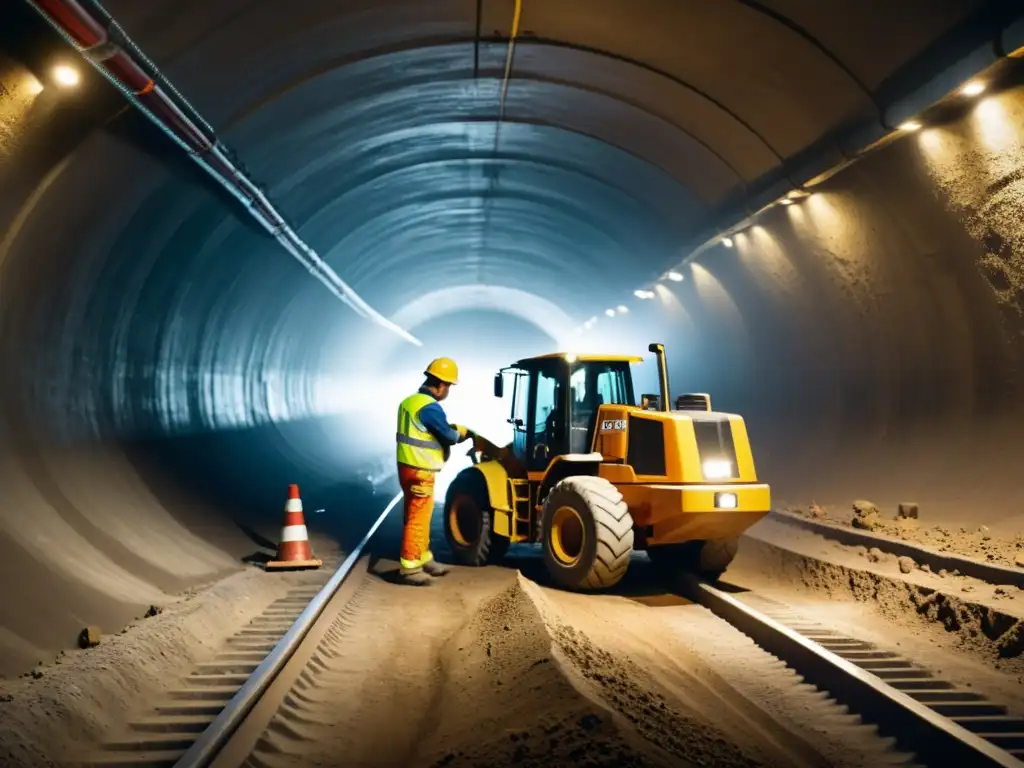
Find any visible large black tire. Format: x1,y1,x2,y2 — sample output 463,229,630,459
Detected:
540,476,633,591
443,469,510,566
648,536,739,583
696,537,739,580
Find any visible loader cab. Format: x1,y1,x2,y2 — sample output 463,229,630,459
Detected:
497,354,638,472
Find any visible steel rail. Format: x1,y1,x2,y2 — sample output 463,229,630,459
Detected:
679,576,1024,768
173,490,404,768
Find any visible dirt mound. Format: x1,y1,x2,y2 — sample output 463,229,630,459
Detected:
422,574,770,768
547,624,762,768
424,575,673,767
785,503,1024,569
739,535,1024,679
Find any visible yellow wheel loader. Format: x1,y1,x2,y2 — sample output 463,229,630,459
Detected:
442,343,771,591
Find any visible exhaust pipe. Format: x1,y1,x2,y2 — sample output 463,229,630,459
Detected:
648,343,670,413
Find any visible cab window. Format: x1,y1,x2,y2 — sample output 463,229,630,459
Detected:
533,370,558,440
510,372,529,431
530,367,564,467
596,366,630,405
569,366,590,452
567,361,632,452
504,371,529,462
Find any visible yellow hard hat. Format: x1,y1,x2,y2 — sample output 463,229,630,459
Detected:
424,357,459,384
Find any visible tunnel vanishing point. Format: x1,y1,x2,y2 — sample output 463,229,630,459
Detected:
1,0,1024,681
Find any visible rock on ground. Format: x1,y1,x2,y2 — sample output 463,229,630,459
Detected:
787,503,1024,569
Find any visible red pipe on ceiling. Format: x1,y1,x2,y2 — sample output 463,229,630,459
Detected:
29,0,214,153
27,0,293,237
24,0,422,344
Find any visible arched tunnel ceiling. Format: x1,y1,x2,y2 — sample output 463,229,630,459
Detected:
106,0,982,171
77,0,986,318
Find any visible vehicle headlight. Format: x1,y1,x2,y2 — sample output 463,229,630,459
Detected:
702,459,732,480
715,492,738,509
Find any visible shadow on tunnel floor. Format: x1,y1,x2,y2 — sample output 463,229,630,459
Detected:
235,521,278,552
499,549,687,599
371,511,683,600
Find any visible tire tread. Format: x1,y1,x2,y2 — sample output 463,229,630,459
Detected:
541,475,633,590
444,470,509,566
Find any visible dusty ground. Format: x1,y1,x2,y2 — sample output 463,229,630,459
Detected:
246,560,915,768
782,500,1024,569
739,519,1024,693
754,516,1024,617
0,535,339,767
5,511,1022,768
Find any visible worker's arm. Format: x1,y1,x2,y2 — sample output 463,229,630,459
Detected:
417,402,463,446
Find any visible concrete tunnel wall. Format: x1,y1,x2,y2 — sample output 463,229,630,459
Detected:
1,2,1024,678
628,87,1024,527
0,48,396,675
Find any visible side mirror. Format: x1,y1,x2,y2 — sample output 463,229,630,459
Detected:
493,373,504,398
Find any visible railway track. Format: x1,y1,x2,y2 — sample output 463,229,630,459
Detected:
76,492,402,768
77,496,1024,768
677,576,1024,768
183,565,1024,768
83,582,332,767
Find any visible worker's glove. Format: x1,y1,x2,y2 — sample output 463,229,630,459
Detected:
453,424,473,443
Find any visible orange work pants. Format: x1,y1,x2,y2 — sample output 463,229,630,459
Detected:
398,463,436,572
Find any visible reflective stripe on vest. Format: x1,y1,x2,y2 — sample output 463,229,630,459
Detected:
396,392,444,471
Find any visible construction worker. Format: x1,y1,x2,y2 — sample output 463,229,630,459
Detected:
395,357,473,586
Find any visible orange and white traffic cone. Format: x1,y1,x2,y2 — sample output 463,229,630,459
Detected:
265,484,323,571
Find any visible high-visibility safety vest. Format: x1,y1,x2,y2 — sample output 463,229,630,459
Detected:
396,392,445,471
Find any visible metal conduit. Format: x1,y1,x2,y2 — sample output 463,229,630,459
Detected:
493,0,523,154
25,0,422,347
474,0,523,282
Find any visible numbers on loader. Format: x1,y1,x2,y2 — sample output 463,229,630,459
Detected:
600,419,627,432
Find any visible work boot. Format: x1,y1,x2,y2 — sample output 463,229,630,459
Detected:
397,569,433,587
423,560,450,577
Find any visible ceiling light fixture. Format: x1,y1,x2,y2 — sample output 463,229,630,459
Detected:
52,64,80,88
605,308,616,317
634,289,655,299
666,271,683,282
899,120,922,132
961,81,985,97
617,305,629,314
722,237,734,248
780,198,794,206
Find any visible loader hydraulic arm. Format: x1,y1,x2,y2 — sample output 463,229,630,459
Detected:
469,434,527,478
471,434,509,462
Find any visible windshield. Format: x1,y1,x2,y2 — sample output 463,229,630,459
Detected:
567,361,633,452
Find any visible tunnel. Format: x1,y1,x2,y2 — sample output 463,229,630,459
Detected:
2,1,1024,765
